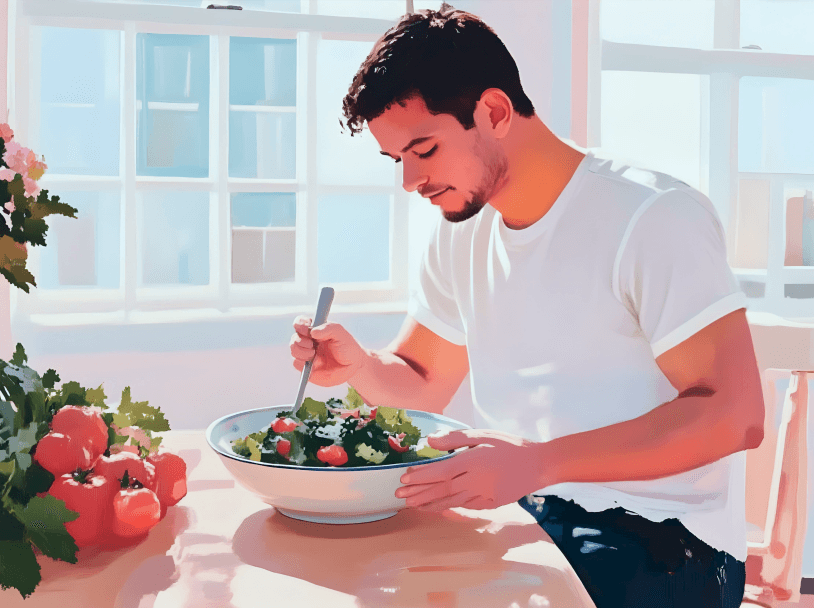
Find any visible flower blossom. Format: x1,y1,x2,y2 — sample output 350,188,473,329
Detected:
0,123,14,142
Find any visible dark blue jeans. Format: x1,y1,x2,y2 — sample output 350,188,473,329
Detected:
518,495,746,608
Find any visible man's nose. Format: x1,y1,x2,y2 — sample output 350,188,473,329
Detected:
401,159,427,193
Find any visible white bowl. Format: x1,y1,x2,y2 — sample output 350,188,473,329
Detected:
206,405,471,524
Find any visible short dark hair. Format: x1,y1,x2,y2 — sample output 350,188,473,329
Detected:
341,3,535,136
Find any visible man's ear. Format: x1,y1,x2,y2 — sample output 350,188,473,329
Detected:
475,89,512,139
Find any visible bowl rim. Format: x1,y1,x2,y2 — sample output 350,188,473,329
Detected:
205,404,471,472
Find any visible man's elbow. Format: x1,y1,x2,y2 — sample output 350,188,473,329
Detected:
742,423,764,451
739,394,765,451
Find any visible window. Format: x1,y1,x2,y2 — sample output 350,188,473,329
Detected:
12,0,411,323
597,0,814,319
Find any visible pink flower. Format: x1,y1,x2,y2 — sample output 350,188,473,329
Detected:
3,141,31,175
0,123,14,142
23,177,39,198
4,201,14,213
0,168,15,182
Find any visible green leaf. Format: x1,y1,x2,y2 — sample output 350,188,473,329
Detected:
296,397,328,424
10,344,26,366
0,400,16,446
0,540,41,598
0,508,26,542
355,443,387,465
344,386,364,409
117,387,169,432
30,190,78,222
16,495,79,564
84,385,107,409
416,445,448,459
8,424,38,456
375,407,421,446
40,370,59,391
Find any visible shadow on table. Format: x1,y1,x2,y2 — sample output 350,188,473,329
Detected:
0,505,192,608
232,506,591,608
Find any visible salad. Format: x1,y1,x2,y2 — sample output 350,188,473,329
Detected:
231,388,449,467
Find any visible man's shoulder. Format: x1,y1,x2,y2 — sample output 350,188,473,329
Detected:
582,149,717,222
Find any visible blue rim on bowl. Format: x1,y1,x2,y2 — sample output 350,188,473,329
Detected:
206,405,472,471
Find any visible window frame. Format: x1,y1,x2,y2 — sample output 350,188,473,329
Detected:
593,0,814,320
10,0,411,326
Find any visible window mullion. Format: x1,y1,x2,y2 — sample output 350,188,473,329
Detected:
766,177,786,308
304,31,319,302
216,30,229,311
713,0,740,51
123,23,137,315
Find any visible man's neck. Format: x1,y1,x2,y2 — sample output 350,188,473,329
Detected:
492,118,585,230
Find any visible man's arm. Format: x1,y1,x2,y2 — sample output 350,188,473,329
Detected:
351,316,470,414
293,314,469,414
536,308,764,486
397,308,765,510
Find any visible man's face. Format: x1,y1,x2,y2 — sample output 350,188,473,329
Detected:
368,95,508,223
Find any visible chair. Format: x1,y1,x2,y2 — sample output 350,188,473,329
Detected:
742,368,810,606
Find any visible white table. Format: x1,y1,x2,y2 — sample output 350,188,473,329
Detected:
1,431,597,608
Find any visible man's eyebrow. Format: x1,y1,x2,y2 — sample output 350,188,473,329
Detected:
379,136,433,159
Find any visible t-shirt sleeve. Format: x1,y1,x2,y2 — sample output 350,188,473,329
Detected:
614,187,747,358
407,216,467,346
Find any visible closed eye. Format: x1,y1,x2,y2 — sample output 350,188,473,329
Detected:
417,145,438,159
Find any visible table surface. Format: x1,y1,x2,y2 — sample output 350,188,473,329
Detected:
1,430,597,608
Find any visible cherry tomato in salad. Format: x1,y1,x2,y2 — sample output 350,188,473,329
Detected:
51,405,109,459
275,438,291,457
112,482,161,538
272,417,298,433
48,470,117,547
387,433,410,453
368,407,378,419
317,445,348,466
146,452,187,515
34,432,96,476
94,451,156,490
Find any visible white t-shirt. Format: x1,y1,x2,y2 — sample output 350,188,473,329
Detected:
407,150,749,561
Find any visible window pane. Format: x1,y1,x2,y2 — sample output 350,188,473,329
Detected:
317,39,396,186
230,38,296,107
314,0,405,19
39,191,121,289
38,28,120,176
229,111,296,179
741,0,814,55
231,192,296,284
738,78,814,174
137,34,209,177
318,194,389,283
600,0,715,49
733,178,770,269
785,189,814,267
231,192,295,227
600,71,704,191
139,191,209,285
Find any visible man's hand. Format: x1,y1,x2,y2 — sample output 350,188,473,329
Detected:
290,316,369,387
395,429,548,511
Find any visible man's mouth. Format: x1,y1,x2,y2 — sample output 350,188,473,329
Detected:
424,187,450,201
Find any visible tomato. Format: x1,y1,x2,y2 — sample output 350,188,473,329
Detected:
48,470,117,547
272,417,298,433
146,452,187,515
388,433,409,453
275,438,291,457
51,405,109,459
112,485,161,538
368,407,378,419
316,444,348,466
33,432,96,476
94,452,156,490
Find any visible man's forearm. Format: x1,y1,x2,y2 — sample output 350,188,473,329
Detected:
349,348,449,414
535,392,764,489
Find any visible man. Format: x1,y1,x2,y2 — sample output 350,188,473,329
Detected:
289,5,764,607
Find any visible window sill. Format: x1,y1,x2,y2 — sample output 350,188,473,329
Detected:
23,300,411,329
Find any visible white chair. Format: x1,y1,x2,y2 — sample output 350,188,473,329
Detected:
742,369,810,606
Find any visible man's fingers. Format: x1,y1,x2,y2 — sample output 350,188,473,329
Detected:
416,491,477,512
426,429,490,451
399,473,470,507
